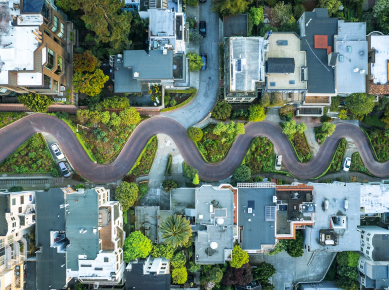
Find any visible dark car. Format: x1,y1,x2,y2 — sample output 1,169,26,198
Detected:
199,0,206,3
199,21,206,37
201,54,207,71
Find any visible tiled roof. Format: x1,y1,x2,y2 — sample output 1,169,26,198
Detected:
368,84,389,95
276,184,314,191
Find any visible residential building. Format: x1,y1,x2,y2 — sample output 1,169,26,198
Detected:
0,0,75,99
360,183,389,214
235,280,262,290
265,32,307,102
224,37,266,103
0,191,34,290
223,14,248,38
304,183,361,252
334,21,368,95
358,226,389,289
34,187,125,289
125,258,171,290
300,281,342,289
367,34,389,95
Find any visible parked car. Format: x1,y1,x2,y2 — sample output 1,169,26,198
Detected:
58,161,71,178
199,21,206,37
343,157,351,172
201,54,207,71
199,0,206,3
50,143,64,160
275,155,282,170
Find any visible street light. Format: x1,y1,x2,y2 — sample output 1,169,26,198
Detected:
76,124,88,133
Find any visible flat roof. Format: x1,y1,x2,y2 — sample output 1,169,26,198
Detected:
370,35,389,85
149,9,174,36
113,58,142,93
372,233,389,261
229,37,265,92
305,183,361,252
360,184,389,213
171,188,196,215
238,187,276,250
125,262,170,290
223,14,248,37
135,206,159,242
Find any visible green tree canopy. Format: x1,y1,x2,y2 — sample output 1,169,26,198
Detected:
101,111,111,124
209,267,223,283
293,4,306,19
183,162,198,179
230,245,249,268
249,104,266,122
123,231,152,262
212,101,232,120
160,215,193,248
187,52,204,71
211,0,252,17
233,165,251,182
336,251,360,267
162,179,179,192
213,122,227,135
172,267,188,284
101,96,130,109
151,244,176,260
321,122,336,136
252,262,276,284
189,32,203,45
171,251,186,268
317,0,342,16
119,107,141,126
249,7,264,25
235,123,245,135
73,50,100,73
18,93,53,113
187,127,203,142
271,2,295,26
115,182,138,211
296,123,307,134
193,174,200,185
73,69,109,97
282,120,297,139
285,230,304,257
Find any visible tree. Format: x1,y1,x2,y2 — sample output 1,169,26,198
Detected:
293,4,305,19
271,92,285,106
187,127,203,142
73,50,100,73
212,101,232,120
271,2,294,26
209,267,223,283
188,261,202,273
171,251,186,268
172,267,187,284
159,215,192,247
101,111,111,124
317,0,342,16
77,109,90,124
373,0,389,34
230,245,249,268
322,122,336,136
18,93,53,113
233,165,251,182
296,123,307,134
189,32,203,45
252,262,276,284
338,109,348,120
261,92,271,106
285,230,304,257
211,0,252,18
162,179,178,192
123,231,152,262
109,112,122,127
373,0,389,17
282,120,297,138
151,244,176,260
187,52,204,71
89,110,102,124
115,182,138,211
213,122,227,135
260,26,278,37
249,7,264,26
73,69,109,97
101,96,130,109
193,174,200,185
75,282,88,290
249,104,266,122
336,251,360,267
383,106,389,129
119,107,141,126
222,264,253,286
183,162,198,179
235,123,245,135
336,277,359,290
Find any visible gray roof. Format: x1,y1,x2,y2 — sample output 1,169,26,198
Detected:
372,234,389,261
366,263,389,280
238,188,276,250
171,188,196,215
304,183,361,252
267,58,295,73
299,9,337,94
300,281,341,289
26,260,37,290
337,21,366,41
0,195,9,236
36,189,67,290
125,261,171,290
65,189,99,272
123,50,173,80
135,206,159,242
22,0,44,12
114,61,142,93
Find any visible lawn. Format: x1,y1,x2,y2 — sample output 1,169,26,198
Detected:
290,132,311,163
0,112,26,129
0,133,57,175
327,139,347,174
350,152,374,176
129,136,158,177
196,124,236,163
368,130,389,162
244,137,275,173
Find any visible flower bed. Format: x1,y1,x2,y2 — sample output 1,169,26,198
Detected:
129,136,158,177
350,152,374,176
366,130,389,162
244,137,275,173
289,132,311,163
0,112,26,129
161,88,197,112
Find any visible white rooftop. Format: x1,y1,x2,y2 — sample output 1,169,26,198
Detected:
360,184,389,214
370,35,389,85
149,9,174,37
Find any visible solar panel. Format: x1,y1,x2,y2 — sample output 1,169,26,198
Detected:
265,206,276,221
237,59,242,72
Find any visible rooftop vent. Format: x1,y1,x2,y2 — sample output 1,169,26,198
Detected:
353,68,359,72
134,72,139,77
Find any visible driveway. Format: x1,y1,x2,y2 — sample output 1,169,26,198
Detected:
0,115,388,183
163,0,220,128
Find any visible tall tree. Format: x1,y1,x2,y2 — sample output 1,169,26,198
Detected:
230,245,249,268
119,107,141,126
212,101,232,120
373,0,389,34
317,0,342,17
159,215,192,247
73,69,109,97
73,50,100,73
211,0,252,17
172,267,188,284
248,104,266,122
345,93,376,119
271,2,295,26
123,231,152,262
252,262,276,284
18,93,53,113
187,53,204,71
115,182,139,211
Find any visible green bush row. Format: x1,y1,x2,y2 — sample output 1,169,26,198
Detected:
129,136,156,174
311,139,345,180
165,154,172,175
360,127,379,162
160,88,197,112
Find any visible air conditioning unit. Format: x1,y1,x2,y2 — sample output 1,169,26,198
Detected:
272,196,277,203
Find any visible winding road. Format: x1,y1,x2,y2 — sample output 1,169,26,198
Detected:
0,114,387,183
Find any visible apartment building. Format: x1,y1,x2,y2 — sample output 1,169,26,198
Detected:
0,0,75,99
0,191,35,290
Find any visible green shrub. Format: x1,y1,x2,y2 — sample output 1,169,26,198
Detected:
165,154,172,175
363,115,385,128
139,182,148,198
187,127,203,142
75,184,86,190
8,186,23,192
233,165,251,182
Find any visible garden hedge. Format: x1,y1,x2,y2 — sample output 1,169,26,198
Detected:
160,88,197,112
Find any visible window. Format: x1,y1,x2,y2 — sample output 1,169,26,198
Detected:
54,37,60,44
366,237,370,242
29,195,32,201
365,250,369,255
19,207,22,213
12,222,16,228
44,29,51,37
94,267,103,270
20,196,24,204
104,257,109,262
161,267,166,269
270,82,276,87
45,49,55,70
0,239,3,247
57,23,65,38
81,264,92,267
367,233,371,236
245,97,251,100
0,87,7,93
52,16,58,32
12,198,16,206
361,247,363,252
55,56,64,75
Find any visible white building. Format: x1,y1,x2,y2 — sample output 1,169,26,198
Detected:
360,184,389,214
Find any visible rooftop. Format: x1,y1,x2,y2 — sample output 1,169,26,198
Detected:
360,184,389,213
171,188,196,215
300,281,342,289
223,14,248,38
372,233,389,261
370,35,389,85
149,9,174,37
304,183,361,252
238,187,276,250
229,37,265,92
135,206,159,243
125,260,170,290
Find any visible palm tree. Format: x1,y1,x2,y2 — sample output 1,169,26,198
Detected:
160,215,192,248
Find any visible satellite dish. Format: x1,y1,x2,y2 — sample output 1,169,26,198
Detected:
216,218,224,225
210,242,218,249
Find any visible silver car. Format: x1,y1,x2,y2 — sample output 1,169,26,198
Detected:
58,161,71,178
51,143,65,160
275,155,282,170
343,157,351,172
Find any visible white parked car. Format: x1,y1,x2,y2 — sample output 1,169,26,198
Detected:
343,157,351,172
51,143,64,160
58,161,71,178
275,155,282,170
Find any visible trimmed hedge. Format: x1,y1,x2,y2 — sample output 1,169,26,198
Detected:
165,154,172,175
361,127,379,161
160,88,197,112
128,136,157,174
312,139,346,180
